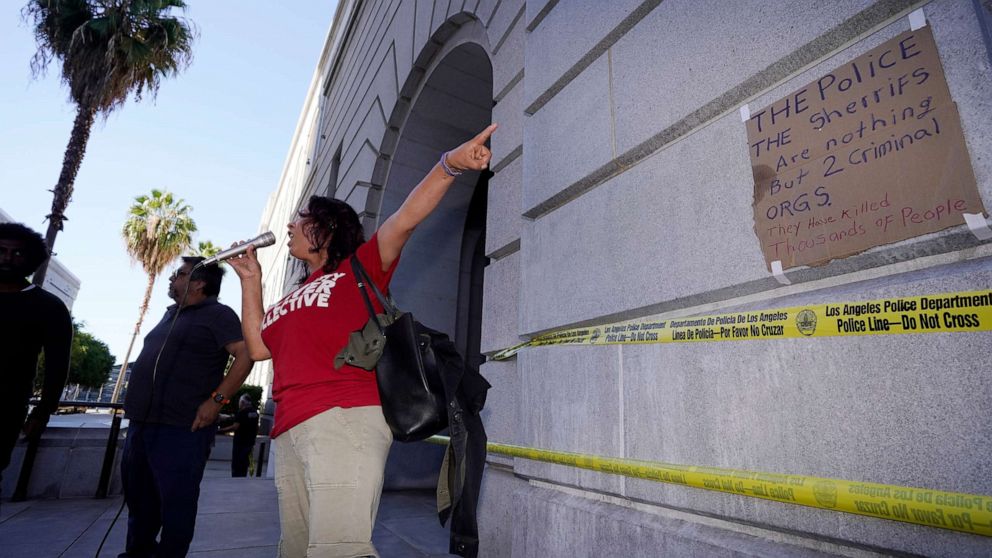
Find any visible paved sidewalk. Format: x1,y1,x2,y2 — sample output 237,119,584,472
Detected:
0,463,456,557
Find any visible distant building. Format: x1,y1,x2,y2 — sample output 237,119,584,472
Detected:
38,258,80,311
0,208,81,310
101,363,132,403
61,383,101,403
60,363,132,405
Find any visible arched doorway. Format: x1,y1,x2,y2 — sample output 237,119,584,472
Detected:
371,33,493,488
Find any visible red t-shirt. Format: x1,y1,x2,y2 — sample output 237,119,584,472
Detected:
261,234,398,438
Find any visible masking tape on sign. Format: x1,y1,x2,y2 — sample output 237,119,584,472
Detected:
739,104,751,122
427,436,992,537
963,213,992,241
770,260,791,285
491,290,992,361
909,8,927,31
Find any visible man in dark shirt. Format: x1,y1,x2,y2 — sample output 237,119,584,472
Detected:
120,257,252,558
0,223,72,490
219,394,260,477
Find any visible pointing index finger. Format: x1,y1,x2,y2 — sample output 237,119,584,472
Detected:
472,123,498,144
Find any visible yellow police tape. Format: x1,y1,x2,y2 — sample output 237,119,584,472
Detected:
492,290,992,360
427,436,992,537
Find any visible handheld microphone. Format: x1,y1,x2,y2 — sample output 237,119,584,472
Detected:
198,231,277,267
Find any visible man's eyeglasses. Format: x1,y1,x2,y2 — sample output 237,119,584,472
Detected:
169,269,191,281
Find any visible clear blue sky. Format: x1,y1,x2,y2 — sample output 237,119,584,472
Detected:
0,2,336,365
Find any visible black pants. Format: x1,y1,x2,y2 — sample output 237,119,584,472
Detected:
120,421,215,558
0,404,28,493
231,441,254,477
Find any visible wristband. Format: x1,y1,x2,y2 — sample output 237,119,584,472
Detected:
211,391,231,405
440,151,464,177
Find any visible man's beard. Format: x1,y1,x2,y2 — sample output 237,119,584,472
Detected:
0,269,28,283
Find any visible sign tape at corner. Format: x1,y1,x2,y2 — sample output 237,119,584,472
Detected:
491,290,992,361
427,436,992,538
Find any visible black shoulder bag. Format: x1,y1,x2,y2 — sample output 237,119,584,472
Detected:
346,256,448,442
341,256,491,557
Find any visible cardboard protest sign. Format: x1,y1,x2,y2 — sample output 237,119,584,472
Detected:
745,27,985,270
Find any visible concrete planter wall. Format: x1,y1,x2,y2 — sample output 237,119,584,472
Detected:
2,419,124,500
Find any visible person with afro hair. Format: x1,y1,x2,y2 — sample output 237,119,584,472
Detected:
0,222,72,491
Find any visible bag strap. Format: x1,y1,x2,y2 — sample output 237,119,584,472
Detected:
350,256,399,320
350,256,379,320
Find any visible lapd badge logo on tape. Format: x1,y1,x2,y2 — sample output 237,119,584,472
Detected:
813,480,838,508
590,328,602,343
796,309,817,336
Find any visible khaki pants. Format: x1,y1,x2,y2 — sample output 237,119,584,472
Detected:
275,406,393,557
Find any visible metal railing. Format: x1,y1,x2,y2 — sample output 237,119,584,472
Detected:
253,441,268,478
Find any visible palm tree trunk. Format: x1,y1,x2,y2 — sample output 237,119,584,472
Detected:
32,104,97,287
111,272,157,403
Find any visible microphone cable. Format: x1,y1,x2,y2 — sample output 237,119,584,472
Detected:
95,270,198,558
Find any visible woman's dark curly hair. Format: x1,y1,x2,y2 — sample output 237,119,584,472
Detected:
299,196,365,274
0,222,50,277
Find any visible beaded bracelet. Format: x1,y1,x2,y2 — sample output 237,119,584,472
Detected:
439,151,464,177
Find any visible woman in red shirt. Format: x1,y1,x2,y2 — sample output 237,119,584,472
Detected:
229,124,496,557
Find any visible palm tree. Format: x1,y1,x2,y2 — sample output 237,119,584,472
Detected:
112,189,196,402
24,0,195,286
192,240,220,258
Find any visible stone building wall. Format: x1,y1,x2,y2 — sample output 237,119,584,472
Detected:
258,1,992,555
